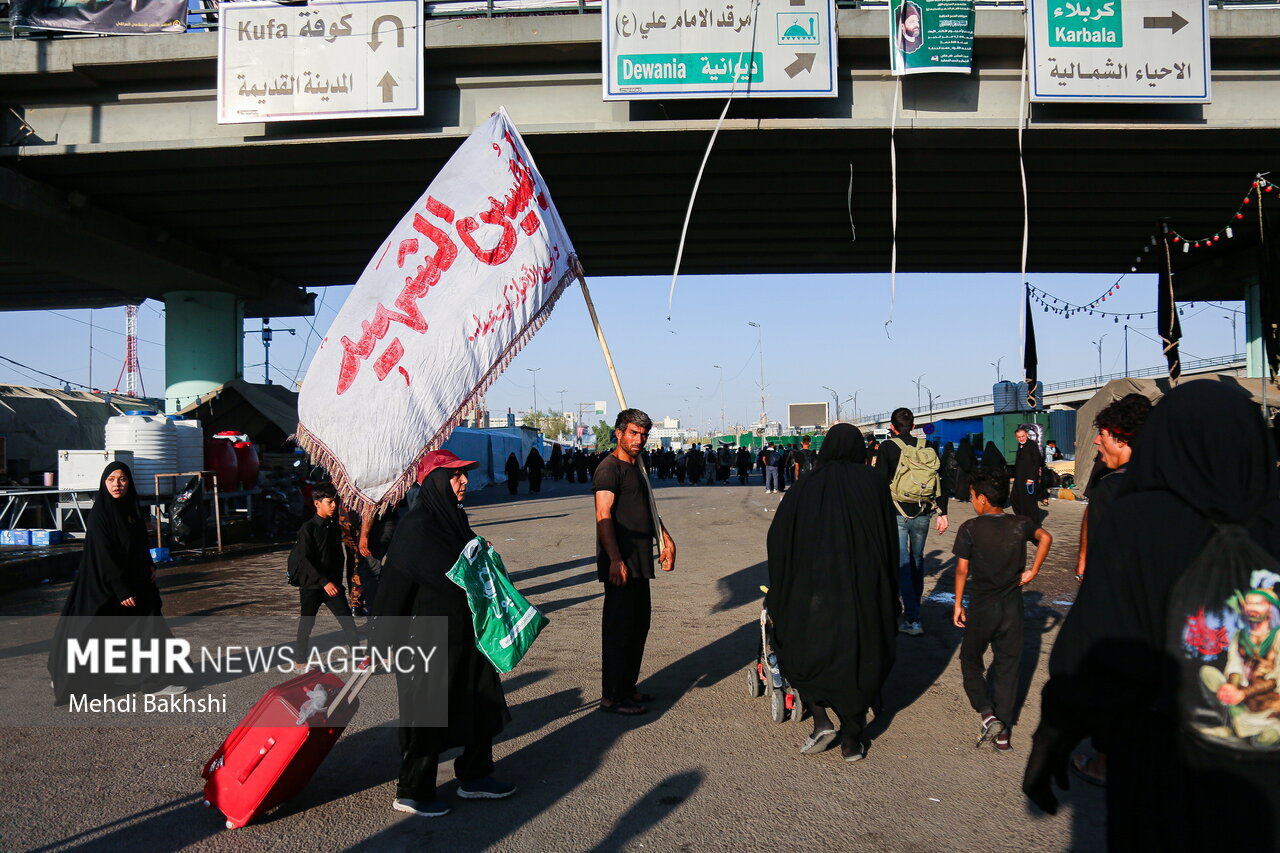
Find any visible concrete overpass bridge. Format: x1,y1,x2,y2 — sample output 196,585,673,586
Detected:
2,2,1278,408
853,352,1248,430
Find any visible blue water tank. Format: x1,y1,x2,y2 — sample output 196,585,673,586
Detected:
992,381,1019,414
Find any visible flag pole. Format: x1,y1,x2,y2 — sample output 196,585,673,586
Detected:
577,272,666,557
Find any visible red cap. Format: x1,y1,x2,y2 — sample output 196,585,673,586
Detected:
416,450,478,483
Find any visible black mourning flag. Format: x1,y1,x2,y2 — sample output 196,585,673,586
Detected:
1024,287,1040,408
1160,234,1183,381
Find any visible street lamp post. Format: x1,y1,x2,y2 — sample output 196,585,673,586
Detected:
748,321,766,429
1091,334,1108,381
989,357,1004,384
526,367,541,429
821,385,840,422
852,388,861,424
913,373,926,413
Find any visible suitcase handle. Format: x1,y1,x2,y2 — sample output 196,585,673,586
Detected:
237,737,276,784
326,656,372,714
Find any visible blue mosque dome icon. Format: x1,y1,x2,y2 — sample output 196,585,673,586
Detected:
782,16,816,41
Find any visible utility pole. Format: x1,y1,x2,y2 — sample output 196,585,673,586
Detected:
88,309,93,390
1124,325,1129,375
748,321,766,428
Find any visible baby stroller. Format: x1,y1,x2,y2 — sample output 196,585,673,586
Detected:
745,586,804,723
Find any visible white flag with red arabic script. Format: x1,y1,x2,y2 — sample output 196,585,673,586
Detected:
296,108,578,515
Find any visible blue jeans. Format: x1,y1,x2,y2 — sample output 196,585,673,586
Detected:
765,466,780,491
896,513,931,622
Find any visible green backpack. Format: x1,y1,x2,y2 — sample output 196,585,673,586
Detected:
447,537,548,673
888,437,941,510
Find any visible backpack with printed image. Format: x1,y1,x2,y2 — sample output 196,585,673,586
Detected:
1168,523,1280,754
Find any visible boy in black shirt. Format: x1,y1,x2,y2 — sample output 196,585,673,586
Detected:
952,469,1052,752
291,482,361,669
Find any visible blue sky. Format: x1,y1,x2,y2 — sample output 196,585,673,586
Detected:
1,271,1244,432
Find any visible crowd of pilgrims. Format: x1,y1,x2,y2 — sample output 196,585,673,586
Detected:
502,436,1060,502
44,380,1280,847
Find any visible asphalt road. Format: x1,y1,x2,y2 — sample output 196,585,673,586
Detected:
0,472,1103,852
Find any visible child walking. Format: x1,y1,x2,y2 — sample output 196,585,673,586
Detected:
952,469,1052,751
291,482,361,670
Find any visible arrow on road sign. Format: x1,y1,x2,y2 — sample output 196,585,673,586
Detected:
1143,11,1188,34
368,14,405,51
377,72,398,103
785,53,815,78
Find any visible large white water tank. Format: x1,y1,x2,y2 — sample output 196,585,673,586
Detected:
167,416,205,476
105,410,178,496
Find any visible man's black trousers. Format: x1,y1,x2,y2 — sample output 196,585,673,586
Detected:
601,576,651,703
296,586,360,660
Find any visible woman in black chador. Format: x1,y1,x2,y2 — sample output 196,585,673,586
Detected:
48,462,179,704
371,450,513,817
766,424,900,762
981,440,1008,478
953,437,975,502
1024,382,1280,850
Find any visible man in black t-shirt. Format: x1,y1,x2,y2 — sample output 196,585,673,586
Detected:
593,409,676,716
790,434,817,481
952,469,1052,752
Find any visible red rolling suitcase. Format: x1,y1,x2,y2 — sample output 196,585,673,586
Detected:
201,663,371,829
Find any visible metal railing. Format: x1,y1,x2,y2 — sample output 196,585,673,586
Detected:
856,353,1246,426
2,0,1273,38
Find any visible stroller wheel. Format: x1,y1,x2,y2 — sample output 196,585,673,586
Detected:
788,691,805,723
770,689,787,723
746,664,764,698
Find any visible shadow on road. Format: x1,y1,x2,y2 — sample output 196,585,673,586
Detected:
344,620,756,850
712,561,768,614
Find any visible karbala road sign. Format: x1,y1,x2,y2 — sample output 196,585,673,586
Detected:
1030,0,1210,102
603,0,838,100
218,0,423,124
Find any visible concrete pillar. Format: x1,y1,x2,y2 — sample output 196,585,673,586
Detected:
164,291,243,412
1246,282,1265,378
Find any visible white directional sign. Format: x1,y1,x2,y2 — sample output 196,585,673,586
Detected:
1030,0,1210,102
602,0,837,100
218,0,423,124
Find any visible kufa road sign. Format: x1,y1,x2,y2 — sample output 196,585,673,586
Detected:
218,0,424,124
1030,0,1210,102
603,0,838,100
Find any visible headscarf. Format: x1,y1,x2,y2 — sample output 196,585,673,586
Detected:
1124,379,1279,523
815,422,867,468
982,441,1008,473
956,437,975,470
94,461,147,554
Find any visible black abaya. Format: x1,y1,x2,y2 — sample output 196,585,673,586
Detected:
1025,381,1280,850
981,441,1008,476
47,462,173,704
766,424,900,727
371,468,509,751
1010,439,1043,520
953,438,975,501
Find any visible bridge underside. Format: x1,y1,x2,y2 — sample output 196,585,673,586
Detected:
5,124,1275,309
3,11,1278,311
